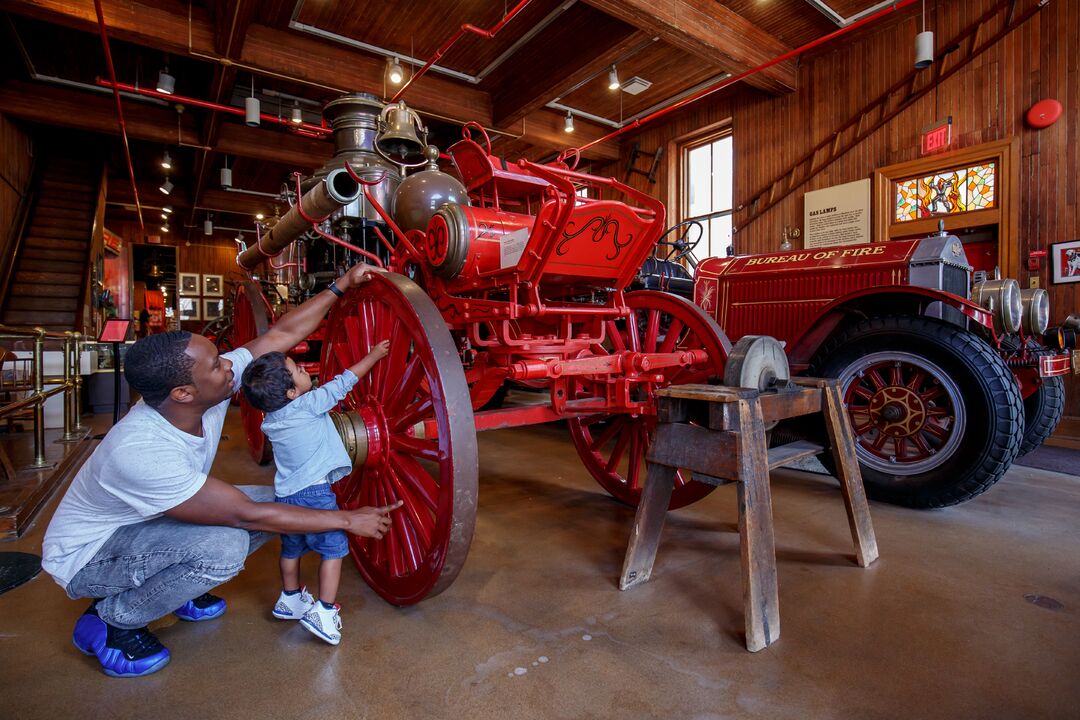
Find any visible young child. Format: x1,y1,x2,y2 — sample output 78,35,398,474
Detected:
241,339,390,645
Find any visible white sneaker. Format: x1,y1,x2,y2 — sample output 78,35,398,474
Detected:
300,602,342,646
271,587,315,620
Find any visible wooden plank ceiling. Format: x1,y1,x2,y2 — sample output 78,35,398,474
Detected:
0,0,897,239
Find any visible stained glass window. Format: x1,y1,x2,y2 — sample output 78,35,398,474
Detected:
894,161,996,222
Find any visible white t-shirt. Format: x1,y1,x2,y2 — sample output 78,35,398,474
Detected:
41,348,253,587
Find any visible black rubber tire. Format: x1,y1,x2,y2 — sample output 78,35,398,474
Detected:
812,316,1024,509
999,337,1066,457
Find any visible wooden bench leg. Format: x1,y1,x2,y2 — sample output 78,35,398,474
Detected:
736,398,780,652
823,382,879,567
620,461,677,591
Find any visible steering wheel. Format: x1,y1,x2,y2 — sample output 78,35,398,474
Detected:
655,220,703,262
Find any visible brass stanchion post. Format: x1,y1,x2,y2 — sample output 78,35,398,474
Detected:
30,327,52,468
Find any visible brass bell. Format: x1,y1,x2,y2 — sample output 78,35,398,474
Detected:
375,101,427,166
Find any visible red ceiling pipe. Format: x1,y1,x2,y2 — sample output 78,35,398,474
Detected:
94,79,332,136
93,0,143,229
391,0,534,103
573,0,918,155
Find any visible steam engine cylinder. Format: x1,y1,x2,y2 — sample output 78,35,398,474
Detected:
425,203,534,279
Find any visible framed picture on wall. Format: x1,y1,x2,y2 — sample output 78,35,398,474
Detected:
1051,240,1080,284
203,298,224,321
179,297,200,321
202,274,223,296
178,273,200,296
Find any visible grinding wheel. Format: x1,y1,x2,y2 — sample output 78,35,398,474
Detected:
724,335,790,390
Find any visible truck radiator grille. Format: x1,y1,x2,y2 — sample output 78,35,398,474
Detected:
942,265,970,299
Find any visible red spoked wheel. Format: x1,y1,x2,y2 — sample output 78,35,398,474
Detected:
321,273,478,606
568,291,731,509
231,280,275,465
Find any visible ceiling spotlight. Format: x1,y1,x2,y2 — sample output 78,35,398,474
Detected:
161,150,172,170
291,101,303,125
607,65,620,91
564,110,575,133
256,212,265,220
245,76,260,127
159,177,174,195
162,205,173,214
204,216,213,236
160,224,170,233
220,166,233,188
156,66,175,95
387,56,404,85
235,232,244,242
160,212,168,221
914,0,934,68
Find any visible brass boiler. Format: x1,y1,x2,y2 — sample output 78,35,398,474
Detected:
306,93,403,228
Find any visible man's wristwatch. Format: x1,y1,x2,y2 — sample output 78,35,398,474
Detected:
327,280,344,298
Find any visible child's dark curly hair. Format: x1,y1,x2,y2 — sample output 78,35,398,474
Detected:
241,351,294,412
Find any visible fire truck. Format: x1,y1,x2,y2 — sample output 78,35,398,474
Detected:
639,224,1070,508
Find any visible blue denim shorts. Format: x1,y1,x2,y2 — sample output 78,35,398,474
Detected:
276,483,349,560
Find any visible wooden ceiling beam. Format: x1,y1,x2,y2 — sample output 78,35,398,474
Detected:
517,111,620,162
582,0,797,94
488,5,646,128
108,183,276,219
0,81,331,168
3,0,493,126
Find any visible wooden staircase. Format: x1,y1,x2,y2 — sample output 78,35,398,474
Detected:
2,155,101,333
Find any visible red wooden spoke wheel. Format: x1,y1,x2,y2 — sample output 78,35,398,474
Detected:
568,291,730,509
231,280,275,465
321,273,478,606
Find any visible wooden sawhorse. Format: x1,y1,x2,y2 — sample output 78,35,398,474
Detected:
620,378,879,652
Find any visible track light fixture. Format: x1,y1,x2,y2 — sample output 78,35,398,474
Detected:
291,101,303,125
159,177,174,195
914,0,934,68
256,212,265,220
564,110,574,133
162,205,173,214
608,65,620,91
387,56,404,85
245,76,260,127
160,149,172,170
204,214,213,236
160,224,170,233
156,66,175,94
220,156,232,188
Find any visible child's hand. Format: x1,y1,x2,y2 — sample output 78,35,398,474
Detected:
366,340,390,362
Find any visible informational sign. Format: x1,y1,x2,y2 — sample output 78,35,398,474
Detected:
804,178,871,248
103,228,122,254
500,227,529,269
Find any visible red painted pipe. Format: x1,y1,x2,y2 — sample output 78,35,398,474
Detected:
391,0,534,103
94,79,332,136
573,0,918,155
93,0,142,229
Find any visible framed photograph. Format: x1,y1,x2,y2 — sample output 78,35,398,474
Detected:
202,274,223,296
203,298,224,321
1051,240,1080,284
178,273,200,296
179,297,200,322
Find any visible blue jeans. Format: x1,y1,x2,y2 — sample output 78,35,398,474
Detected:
64,485,274,630
277,483,349,560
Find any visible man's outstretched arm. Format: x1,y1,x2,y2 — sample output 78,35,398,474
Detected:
165,476,401,537
242,263,382,360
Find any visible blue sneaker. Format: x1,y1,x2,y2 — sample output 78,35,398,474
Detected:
72,603,171,678
174,593,226,622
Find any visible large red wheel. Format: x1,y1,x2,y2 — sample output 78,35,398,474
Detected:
568,291,730,509
321,272,478,605
231,280,274,465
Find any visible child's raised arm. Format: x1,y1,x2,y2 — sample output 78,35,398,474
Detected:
349,340,390,379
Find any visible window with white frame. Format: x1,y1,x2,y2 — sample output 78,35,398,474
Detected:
681,131,733,259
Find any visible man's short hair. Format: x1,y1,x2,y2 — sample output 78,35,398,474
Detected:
241,352,293,413
123,331,195,408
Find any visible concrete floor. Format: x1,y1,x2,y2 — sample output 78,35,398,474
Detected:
1,407,1078,720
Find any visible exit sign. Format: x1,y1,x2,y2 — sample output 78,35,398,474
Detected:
920,117,953,155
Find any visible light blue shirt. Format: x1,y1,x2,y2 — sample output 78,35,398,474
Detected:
261,369,358,498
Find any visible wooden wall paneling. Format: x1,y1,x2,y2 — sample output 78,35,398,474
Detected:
614,0,1080,418
0,113,34,302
